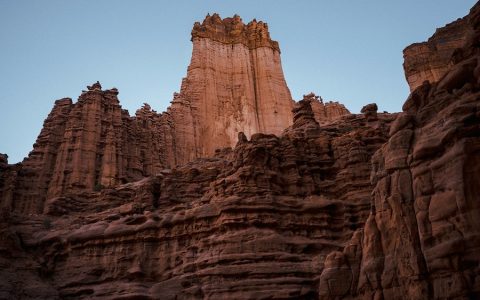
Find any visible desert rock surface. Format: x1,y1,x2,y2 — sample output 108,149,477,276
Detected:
1,4,480,299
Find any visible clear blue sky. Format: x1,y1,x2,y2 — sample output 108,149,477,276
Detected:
0,1,476,163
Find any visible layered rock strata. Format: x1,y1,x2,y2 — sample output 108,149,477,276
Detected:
2,102,394,299
170,13,294,163
2,4,479,299
6,84,177,214
1,15,304,214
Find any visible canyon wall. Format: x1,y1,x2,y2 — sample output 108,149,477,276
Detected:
319,3,480,299
2,99,394,299
5,84,176,214
1,4,479,299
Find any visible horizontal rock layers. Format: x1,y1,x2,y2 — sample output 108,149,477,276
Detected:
0,15,351,215
3,100,394,299
2,4,479,299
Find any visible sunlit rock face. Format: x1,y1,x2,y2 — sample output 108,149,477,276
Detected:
170,13,295,164
1,15,352,216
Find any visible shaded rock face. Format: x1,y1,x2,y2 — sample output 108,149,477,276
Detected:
319,3,480,299
0,154,16,214
360,103,378,121
1,15,298,214
403,15,473,91
3,103,394,299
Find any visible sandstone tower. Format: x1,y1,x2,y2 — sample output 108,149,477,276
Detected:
168,14,294,163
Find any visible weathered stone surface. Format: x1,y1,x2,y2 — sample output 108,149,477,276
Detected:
1,4,479,299
403,15,473,91
172,14,294,164
0,154,17,213
1,101,394,299
5,88,175,214
320,3,480,299
191,13,280,52
2,15,300,214
360,103,378,121
305,92,351,125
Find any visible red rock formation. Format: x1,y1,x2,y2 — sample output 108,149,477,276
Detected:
403,16,473,91
304,92,351,124
170,13,294,164
0,15,309,214
3,84,181,214
10,98,73,213
6,100,393,299
360,103,378,121
2,5,479,299
319,3,480,299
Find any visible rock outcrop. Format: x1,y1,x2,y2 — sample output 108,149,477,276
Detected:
7,85,176,214
403,15,473,91
3,15,352,216
304,92,351,124
1,15,301,214
1,4,479,299
360,103,378,121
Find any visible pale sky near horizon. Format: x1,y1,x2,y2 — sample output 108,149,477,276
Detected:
0,0,476,163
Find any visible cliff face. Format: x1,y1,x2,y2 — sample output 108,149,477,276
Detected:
319,3,480,299
3,101,394,299
170,14,294,164
2,15,303,214
403,16,473,91
7,84,175,214
1,5,479,299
